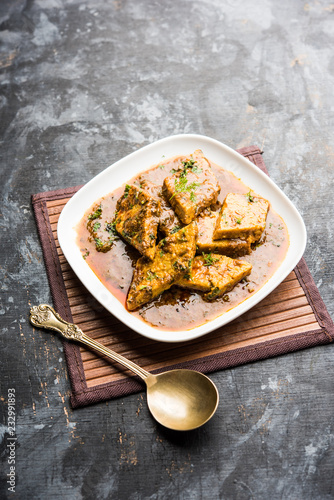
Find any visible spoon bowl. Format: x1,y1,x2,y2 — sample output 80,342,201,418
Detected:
146,369,219,431
30,304,219,431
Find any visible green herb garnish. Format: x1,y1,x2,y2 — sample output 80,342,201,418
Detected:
170,176,200,202
124,184,131,198
191,163,202,174
105,222,119,242
184,258,193,280
206,287,220,300
202,253,219,266
181,159,196,169
246,190,254,202
146,271,158,281
105,221,116,234
173,261,186,271
88,204,102,220
94,237,103,249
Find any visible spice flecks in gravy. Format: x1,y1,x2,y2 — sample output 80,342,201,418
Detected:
76,155,289,332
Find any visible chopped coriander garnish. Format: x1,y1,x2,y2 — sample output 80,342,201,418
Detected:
88,204,102,220
190,191,197,202
246,190,254,202
173,262,186,271
93,222,101,231
94,237,103,249
105,221,117,234
181,159,196,169
206,287,220,299
146,270,158,281
124,184,131,198
191,163,202,174
105,221,119,242
170,176,200,202
202,253,219,266
184,258,193,280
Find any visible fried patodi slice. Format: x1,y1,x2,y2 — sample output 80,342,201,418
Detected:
177,254,252,301
127,222,197,310
214,192,269,243
140,179,184,236
163,149,220,225
196,211,251,257
115,184,160,260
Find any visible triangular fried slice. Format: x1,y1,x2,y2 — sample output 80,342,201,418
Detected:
214,192,269,243
127,222,197,310
163,149,220,225
196,210,251,256
177,254,252,301
115,184,160,260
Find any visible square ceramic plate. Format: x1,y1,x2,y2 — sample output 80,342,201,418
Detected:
57,134,307,343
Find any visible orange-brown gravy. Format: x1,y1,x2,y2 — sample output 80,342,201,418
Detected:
76,156,289,332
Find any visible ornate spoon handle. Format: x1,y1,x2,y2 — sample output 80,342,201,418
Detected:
29,304,150,380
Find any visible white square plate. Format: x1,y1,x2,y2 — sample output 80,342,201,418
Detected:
57,134,307,343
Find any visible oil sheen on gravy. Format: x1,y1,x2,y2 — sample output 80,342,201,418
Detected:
76,155,289,332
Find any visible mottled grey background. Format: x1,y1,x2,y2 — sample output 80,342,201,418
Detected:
1,1,333,499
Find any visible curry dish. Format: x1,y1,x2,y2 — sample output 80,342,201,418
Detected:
77,150,289,331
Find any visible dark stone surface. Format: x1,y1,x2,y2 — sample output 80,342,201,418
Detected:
1,1,333,499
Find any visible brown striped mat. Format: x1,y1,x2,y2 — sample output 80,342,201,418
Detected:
31,146,334,408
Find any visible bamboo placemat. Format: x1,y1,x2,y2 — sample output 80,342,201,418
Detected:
31,146,334,408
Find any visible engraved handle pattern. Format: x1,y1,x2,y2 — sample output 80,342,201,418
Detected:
30,304,83,340
29,304,150,380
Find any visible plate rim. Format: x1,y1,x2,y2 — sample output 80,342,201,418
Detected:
57,133,307,343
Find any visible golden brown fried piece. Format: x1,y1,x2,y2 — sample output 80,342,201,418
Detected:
140,179,183,236
163,149,220,225
127,222,197,310
214,192,269,243
177,254,252,301
115,184,160,260
196,211,251,257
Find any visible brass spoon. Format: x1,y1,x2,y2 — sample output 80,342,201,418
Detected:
29,304,219,431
